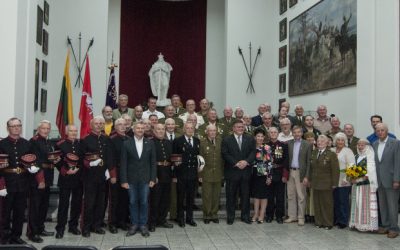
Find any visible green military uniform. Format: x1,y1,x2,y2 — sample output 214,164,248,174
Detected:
347,136,359,155
199,137,224,220
173,107,186,118
307,148,339,227
159,117,184,130
112,108,134,121
197,122,228,140
167,130,182,221
218,117,237,134
244,125,255,136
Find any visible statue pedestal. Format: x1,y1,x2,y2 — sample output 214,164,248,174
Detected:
156,98,171,107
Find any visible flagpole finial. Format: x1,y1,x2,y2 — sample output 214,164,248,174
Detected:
108,63,118,70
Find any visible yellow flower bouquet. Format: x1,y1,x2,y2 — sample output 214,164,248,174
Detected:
342,164,367,180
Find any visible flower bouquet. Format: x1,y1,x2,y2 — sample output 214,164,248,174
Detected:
342,164,369,184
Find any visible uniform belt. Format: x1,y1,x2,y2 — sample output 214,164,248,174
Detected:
3,167,27,174
157,161,171,167
42,163,55,169
290,167,299,170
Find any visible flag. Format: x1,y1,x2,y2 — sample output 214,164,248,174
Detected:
106,67,118,109
56,50,74,138
79,56,94,138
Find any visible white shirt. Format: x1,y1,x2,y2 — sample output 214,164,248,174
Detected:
377,137,388,162
278,132,294,142
134,136,144,158
185,135,193,146
142,109,165,119
166,131,175,141
179,112,205,128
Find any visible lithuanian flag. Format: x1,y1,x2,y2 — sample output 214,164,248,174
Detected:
56,50,74,138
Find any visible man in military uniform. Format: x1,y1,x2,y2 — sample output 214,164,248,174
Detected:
28,120,60,242
242,115,255,136
218,106,237,133
112,94,134,120
173,122,200,227
108,118,129,233
0,118,38,244
81,116,114,237
148,124,174,232
256,112,274,142
198,109,228,140
303,135,339,230
265,127,289,224
199,124,224,223
199,98,210,123
171,94,186,117
159,105,184,130
54,124,83,239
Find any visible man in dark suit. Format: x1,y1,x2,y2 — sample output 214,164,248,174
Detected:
292,105,306,127
222,120,256,224
173,122,200,227
284,126,311,226
343,123,359,155
243,115,255,136
251,103,270,127
120,121,156,238
373,123,400,238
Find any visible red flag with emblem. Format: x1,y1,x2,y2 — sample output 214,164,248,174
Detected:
79,56,94,138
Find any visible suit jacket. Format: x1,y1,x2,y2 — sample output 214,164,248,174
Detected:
173,135,200,180
307,148,339,190
348,136,359,155
373,137,400,188
120,137,156,184
251,115,263,127
292,115,305,127
244,125,255,136
221,134,256,180
288,139,311,181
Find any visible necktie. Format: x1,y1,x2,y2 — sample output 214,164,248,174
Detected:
348,138,351,146
175,108,178,114
317,150,322,159
170,134,173,141
212,140,215,145
188,138,192,147
247,126,250,132
238,136,242,150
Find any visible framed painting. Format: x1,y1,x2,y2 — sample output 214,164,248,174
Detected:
279,74,286,93
42,60,47,82
288,0,357,96
280,0,287,15
44,1,49,25
42,29,49,55
279,45,287,68
289,0,298,8
34,59,40,111
279,18,287,42
40,89,47,112
36,6,43,45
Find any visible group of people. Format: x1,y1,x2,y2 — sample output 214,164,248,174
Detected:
0,93,399,245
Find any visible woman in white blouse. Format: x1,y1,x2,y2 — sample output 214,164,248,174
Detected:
331,132,355,229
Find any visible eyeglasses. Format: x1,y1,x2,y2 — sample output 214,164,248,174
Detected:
8,124,22,128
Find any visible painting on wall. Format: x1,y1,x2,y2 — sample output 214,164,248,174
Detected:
289,0,298,8
288,0,357,96
34,59,40,111
42,29,49,55
280,0,287,15
36,6,43,45
44,1,49,25
279,74,286,93
42,60,47,82
279,45,287,68
279,18,287,42
40,89,47,112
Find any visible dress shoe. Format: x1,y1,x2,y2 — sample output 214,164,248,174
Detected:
211,219,219,223
377,227,388,234
186,220,197,227
265,217,273,223
298,219,305,226
276,218,283,224
109,225,118,234
55,231,64,239
140,226,150,237
387,231,399,238
10,237,26,244
82,231,90,238
40,229,54,237
227,219,234,225
178,219,185,228
204,219,210,224
159,222,173,228
68,228,81,235
126,225,138,237
149,225,156,232
29,234,43,243
284,218,298,223
92,228,106,234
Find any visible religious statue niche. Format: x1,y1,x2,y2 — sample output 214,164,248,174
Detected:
148,53,173,107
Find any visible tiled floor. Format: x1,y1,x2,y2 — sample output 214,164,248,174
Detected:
20,220,400,250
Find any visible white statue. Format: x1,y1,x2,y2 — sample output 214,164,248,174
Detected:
149,53,173,106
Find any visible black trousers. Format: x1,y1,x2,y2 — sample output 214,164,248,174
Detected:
108,182,129,227
149,182,171,226
55,186,83,232
177,179,196,221
266,179,285,220
82,182,105,232
27,187,50,236
1,191,27,240
226,177,250,221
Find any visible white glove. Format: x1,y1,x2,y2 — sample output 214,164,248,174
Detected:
105,169,110,180
28,165,40,174
0,189,7,197
89,159,102,167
